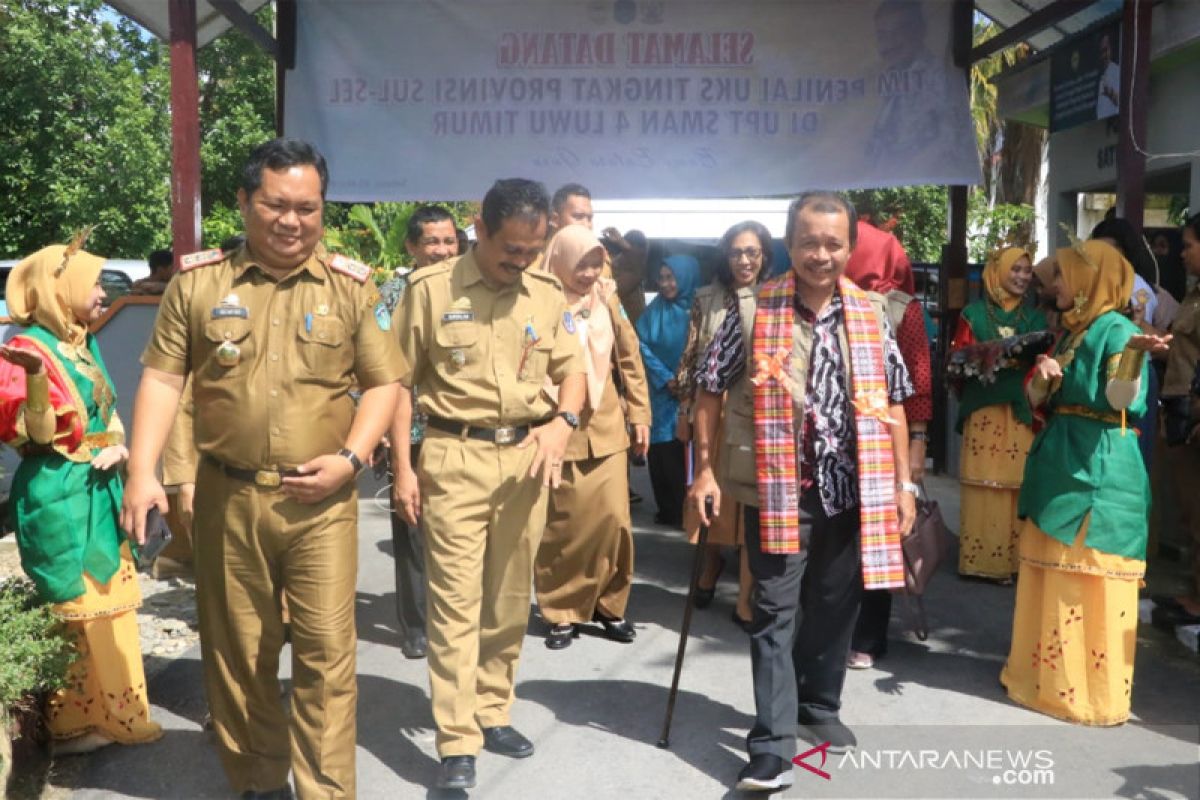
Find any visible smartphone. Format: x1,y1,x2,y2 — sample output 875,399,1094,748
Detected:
136,507,174,571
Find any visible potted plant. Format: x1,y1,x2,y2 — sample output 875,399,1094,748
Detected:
0,576,76,796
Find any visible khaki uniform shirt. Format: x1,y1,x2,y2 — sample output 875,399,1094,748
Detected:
1165,285,1200,397
564,293,651,462
142,245,404,470
398,250,584,426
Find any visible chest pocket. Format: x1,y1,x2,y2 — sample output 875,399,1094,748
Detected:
297,316,351,381
203,317,253,378
520,337,554,383
434,322,481,379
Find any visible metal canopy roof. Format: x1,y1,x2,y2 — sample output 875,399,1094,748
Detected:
105,0,271,48
974,0,1122,53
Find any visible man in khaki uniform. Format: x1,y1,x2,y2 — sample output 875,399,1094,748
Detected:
391,179,585,791
121,138,403,799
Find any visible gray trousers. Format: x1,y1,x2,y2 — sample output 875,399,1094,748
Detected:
744,499,862,759
390,443,426,641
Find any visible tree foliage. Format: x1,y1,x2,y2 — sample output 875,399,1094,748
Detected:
0,0,172,258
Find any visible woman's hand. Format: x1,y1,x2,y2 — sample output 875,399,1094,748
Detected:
675,408,691,443
1034,354,1063,382
91,444,128,471
0,344,44,375
1127,333,1172,354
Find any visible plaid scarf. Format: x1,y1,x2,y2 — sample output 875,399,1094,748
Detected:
750,273,905,590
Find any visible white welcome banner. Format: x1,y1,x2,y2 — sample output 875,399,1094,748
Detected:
284,0,981,201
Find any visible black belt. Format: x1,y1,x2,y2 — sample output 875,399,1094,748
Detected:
425,416,539,445
206,455,300,488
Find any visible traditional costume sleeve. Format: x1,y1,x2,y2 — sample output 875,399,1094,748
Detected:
611,294,652,427
1105,348,1145,411
0,339,84,451
949,313,976,352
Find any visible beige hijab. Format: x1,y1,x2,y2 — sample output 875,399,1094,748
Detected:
540,226,616,409
983,246,1030,312
1058,239,1134,334
8,244,105,346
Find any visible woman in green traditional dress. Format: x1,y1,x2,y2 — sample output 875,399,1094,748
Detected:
0,243,162,754
1001,239,1169,725
950,247,1047,582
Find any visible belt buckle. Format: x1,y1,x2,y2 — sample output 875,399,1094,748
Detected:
254,470,282,488
494,426,517,445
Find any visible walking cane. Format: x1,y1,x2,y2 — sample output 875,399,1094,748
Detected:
657,495,714,749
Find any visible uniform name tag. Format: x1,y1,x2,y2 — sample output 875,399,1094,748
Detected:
442,311,474,323
211,306,249,319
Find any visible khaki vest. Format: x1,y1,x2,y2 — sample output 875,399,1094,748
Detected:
720,290,891,506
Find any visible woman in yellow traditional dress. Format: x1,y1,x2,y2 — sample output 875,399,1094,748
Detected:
950,247,1047,582
0,243,162,754
1000,239,1168,725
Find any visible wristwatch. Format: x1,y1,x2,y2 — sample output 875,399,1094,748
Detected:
337,448,365,474
897,480,920,496
909,430,929,442
556,411,580,429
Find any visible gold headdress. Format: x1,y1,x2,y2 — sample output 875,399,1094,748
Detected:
54,226,97,277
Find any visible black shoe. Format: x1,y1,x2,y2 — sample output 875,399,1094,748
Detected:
692,586,715,609
240,788,293,800
592,612,636,642
545,623,577,650
481,725,534,758
629,489,643,504
797,716,856,754
438,756,476,789
735,754,794,792
400,632,427,659
731,609,754,633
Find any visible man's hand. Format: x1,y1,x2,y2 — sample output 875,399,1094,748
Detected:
517,416,573,488
91,444,128,472
897,488,917,538
632,423,650,458
282,453,355,504
392,463,421,526
687,467,721,527
121,472,168,545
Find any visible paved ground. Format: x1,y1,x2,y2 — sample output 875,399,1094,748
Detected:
56,471,1200,799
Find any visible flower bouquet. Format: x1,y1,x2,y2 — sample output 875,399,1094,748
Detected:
947,330,1056,388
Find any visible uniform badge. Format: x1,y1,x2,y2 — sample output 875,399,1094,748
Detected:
374,301,391,332
328,254,371,284
216,340,241,368
221,293,240,307
563,311,576,334
997,325,1015,338
179,248,224,272
316,303,330,316
450,348,467,367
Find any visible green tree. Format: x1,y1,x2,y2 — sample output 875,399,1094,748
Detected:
847,185,948,263
0,0,172,258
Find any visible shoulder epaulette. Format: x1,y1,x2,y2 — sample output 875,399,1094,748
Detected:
328,254,372,284
408,260,452,286
526,269,562,289
178,249,225,272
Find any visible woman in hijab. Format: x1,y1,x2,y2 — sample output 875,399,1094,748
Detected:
636,253,700,527
1001,239,1168,725
0,242,162,754
534,226,651,650
950,246,1047,583
844,220,932,669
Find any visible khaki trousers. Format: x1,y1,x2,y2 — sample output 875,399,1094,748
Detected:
193,459,359,798
419,430,548,757
1167,443,1200,598
536,450,634,623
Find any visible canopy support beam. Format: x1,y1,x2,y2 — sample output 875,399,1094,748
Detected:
168,0,201,266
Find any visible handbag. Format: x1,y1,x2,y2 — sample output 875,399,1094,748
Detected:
895,484,950,641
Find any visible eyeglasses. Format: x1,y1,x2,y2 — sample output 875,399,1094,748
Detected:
727,248,762,261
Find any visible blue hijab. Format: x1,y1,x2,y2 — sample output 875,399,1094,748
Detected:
636,254,700,372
